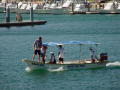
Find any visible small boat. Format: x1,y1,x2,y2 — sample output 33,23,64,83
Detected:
22,41,108,71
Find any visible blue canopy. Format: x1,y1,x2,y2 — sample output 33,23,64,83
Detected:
43,41,100,46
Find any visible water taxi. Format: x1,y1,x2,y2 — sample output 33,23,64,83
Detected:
22,41,108,71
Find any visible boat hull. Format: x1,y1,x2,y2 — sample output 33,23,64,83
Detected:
22,59,108,71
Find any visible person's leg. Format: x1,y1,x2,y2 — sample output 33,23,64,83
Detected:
38,55,40,62
32,54,35,60
38,50,41,62
59,58,61,64
59,58,63,64
32,50,37,60
91,55,94,63
62,58,64,63
92,59,95,63
42,54,45,63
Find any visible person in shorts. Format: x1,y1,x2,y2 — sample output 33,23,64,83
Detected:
32,37,42,62
41,45,47,63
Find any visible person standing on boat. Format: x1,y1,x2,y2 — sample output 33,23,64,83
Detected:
89,48,98,63
32,37,42,62
41,45,47,63
58,45,64,64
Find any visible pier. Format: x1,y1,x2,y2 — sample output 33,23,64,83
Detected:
0,4,47,27
0,20,47,27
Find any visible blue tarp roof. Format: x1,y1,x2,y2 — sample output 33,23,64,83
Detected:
43,41,100,46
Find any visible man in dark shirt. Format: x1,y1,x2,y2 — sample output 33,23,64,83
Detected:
32,37,42,62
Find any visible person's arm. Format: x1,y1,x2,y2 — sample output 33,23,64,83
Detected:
33,41,36,50
40,40,43,48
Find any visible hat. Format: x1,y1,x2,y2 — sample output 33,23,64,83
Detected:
89,48,93,50
50,52,54,54
39,37,42,40
57,44,63,46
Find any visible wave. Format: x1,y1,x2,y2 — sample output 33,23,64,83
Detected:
47,66,65,72
106,61,120,67
25,66,65,72
25,67,32,72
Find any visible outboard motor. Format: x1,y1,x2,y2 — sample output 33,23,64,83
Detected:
100,53,108,62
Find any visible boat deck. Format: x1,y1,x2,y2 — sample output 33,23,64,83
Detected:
63,60,100,64
22,59,106,65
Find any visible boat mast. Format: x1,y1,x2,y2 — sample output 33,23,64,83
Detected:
95,43,98,58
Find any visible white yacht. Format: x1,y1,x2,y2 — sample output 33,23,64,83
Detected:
62,0,72,8
18,2,23,8
100,1,119,13
20,3,27,9
74,3,87,12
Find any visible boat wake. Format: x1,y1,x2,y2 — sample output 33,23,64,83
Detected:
25,67,32,72
48,67,65,72
106,61,120,67
25,66,65,72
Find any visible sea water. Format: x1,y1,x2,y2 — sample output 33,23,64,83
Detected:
0,14,120,90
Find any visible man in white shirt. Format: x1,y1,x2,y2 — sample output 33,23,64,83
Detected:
58,45,64,64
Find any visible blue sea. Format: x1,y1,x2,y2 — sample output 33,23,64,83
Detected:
0,13,120,90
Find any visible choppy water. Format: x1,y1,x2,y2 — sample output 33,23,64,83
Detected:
0,14,120,90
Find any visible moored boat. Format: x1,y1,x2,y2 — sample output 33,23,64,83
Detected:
0,20,47,27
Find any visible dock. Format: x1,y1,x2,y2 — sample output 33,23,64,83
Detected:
0,20,47,27
70,11,120,15
0,5,47,27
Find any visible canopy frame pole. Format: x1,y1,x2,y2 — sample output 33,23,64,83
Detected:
79,44,82,63
95,44,99,59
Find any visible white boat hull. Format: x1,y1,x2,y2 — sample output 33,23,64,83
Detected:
22,59,108,71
